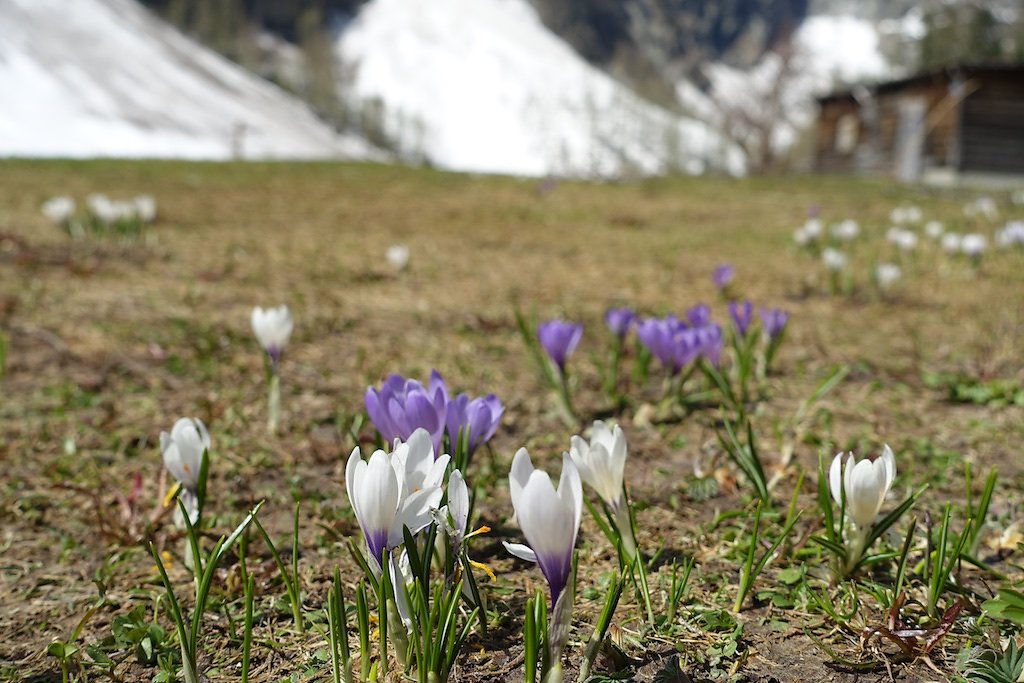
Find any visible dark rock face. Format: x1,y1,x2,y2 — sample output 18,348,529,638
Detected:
140,0,806,83
529,0,809,97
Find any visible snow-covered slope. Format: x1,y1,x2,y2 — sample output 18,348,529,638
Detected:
335,0,743,177
0,0,372,160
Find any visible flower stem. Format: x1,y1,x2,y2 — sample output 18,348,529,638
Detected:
842,527,868,578
543,662,563,683
267,372,281,435
613,504,637,562
554,370,577,428
603,339,622,405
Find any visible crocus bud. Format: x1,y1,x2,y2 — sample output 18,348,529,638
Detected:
42,196,76,224
829,446,896,531
831,220,859,241
603,308,636,340
728,300,754,336
161,417,210,522
686,304,711,327
822,248,848,271
386,244,410,272
537,320,583,372
758,307,788,341
445,392,503,457
712,264,735,289
568,421,627,511
503,448,582,607
251,305,293,365
942,232,962,254
161,417,210,492
875,263,901,290
569,421,636,558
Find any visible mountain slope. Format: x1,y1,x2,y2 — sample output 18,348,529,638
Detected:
0,0,372,160
335,0,743,177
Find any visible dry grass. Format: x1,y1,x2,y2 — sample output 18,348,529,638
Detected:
1,160,1022,682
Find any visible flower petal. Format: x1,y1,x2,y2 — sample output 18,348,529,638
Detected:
502,542,538,564
828,452,844,506
509,447,534,513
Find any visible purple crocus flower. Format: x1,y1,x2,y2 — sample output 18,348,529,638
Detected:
729,301,754,336
712,264,735,290
686,304,711,327
694,324,724,367
365,371,449,455
604,308,636,339
445,393,504,456
636,316,686,375
538,320,583,372
759,307,789,340
674,327,704,369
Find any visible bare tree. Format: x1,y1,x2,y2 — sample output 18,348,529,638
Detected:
703,40,804,174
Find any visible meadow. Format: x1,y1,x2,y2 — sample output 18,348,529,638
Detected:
1,160,1022,683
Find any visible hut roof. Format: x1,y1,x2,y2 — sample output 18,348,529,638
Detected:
815,62,1024,105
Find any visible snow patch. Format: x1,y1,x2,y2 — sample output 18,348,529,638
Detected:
335,0,742,177
0,0,374,160
794,15,891,87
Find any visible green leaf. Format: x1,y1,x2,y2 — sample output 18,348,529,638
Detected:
777,567,803,585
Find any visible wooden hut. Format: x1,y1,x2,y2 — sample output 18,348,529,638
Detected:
814,64,1024,181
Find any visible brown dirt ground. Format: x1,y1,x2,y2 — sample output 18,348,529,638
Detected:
1,160,1022,683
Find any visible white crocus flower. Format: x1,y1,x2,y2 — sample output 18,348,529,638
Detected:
829,446,896,563
897,231,918,251
924,220,944,239
161,417,211,523
831,219,859,241
891,206,922,224
997,221,1024,248
942,232,962,254
503,448,583,607
568,421,627,510
386,244,410,271
965,196,998,220
822,248,848,271
134,194,157,223
803,218,823,239
251,305,293,363
390,428,450,499
875,263,901,290
960,233,987,258
568,421,636,558
887,228,918,252
42,196,76,224
346,434,443,570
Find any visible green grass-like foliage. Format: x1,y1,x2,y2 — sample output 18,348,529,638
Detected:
149,501,263,683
